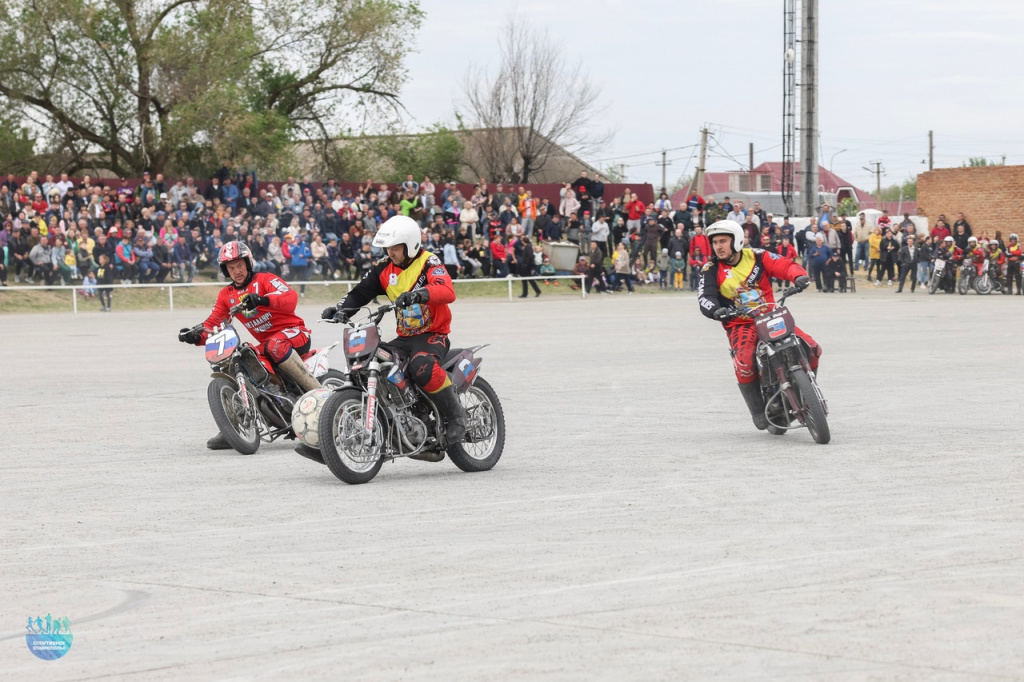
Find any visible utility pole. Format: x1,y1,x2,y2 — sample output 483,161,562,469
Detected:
695,127,709,196
657,149,670,194
928,130,933,171
864,161,883,209
800,0,819,216
749,142,754,171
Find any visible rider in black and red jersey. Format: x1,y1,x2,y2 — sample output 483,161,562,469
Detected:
698,220,820,430
178,241,321,449
322,215,467,453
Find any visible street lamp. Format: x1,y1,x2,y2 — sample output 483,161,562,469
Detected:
829,148,847,173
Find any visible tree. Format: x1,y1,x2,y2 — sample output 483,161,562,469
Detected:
0,104,37,174
837,197,858,217
325,124,465,183
0,0,422,177
962,156,1003,167
877,177,917,202
459,16,610,183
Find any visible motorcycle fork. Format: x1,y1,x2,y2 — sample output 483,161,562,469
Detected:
363,359,381,446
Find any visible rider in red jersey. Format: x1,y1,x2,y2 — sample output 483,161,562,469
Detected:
178,241,321,449
698,220,820,430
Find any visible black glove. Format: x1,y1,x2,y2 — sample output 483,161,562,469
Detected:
241,293,269,311
395,288,429,309
322,306,338,320
178,327,202,345
713,307,734,321
794,275,810,290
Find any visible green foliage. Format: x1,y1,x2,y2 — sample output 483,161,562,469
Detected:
0,107,36,174
962,156,1003,167
877,177,917,202
837,197,858,216
324,125,465,183
0,0,422,177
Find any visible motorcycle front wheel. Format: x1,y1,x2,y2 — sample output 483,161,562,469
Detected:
317,388,384,484
957,274,970,295
207,377,261,455
975,275,993,295
927,273,940,294
446,377,506,472
791,369,830,445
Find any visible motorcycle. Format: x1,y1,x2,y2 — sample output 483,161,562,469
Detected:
722,287,830,444
316,302,505,484
974,259,1002,295
927,257,947,294
957,260,978,295
187,302,346,455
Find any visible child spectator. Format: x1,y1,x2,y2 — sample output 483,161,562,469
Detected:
669,251,686,290
538,255,556,285
96,253,114,311
688,246,708,291
657,248,670,289
80,269,97,298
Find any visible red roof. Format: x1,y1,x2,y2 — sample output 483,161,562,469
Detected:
671,163,875,206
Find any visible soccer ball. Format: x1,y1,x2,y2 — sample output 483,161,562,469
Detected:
291,387,334,449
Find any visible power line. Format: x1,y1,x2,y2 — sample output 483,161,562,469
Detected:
592,143,699,164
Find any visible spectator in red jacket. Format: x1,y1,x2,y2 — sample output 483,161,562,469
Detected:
625,192,645,235
489,238,508,277
689,225,710,261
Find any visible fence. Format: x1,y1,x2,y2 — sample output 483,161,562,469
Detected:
0,274,589,314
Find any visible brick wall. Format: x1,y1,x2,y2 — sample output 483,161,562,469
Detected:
917,165,1024,236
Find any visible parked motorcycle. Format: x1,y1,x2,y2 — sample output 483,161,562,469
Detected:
927,257,947,294
187,302,345,455
315,302,505,484
957,261,977,295
974,259,1001,295
721,287,830,444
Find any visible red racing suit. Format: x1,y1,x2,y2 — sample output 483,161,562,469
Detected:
698,247,820,384
339,249,457,393
199,272,311,364
966,245,986,275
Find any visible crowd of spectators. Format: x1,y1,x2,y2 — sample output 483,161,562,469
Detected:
0,166,995,303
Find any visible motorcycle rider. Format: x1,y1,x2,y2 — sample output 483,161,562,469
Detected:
987,239,1006,289
1005,234,1022,295
321,215,467,458
178,241,321,449
936,235,961,293
697,219,820,430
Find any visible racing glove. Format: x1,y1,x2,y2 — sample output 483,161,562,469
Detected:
322,305,350,323
793,275,810,290
713,307,734,321
240,293,269,311
178,327,202,345
395,288,429,309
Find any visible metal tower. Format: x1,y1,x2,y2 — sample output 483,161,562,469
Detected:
781,0,797,216
799,0,819,217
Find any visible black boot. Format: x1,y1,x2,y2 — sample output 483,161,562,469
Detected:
738,382,769,430
295,442,325,464
431,385,468,445
206,432,232,450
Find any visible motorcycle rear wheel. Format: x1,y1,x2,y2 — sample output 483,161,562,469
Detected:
446,377,506,472
791,369,830,445
207,377,261,455
318,388,384,484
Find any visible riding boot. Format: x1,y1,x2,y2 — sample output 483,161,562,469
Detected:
431,384,468,444
207,432,232,450
276,350,321,393
294,442,325,464
738,382,769,430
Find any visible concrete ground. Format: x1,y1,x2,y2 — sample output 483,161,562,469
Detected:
2,284,1022,680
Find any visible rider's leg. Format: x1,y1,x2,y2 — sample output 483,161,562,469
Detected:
394,333,467,448
727,325,768,430
266,331,320,393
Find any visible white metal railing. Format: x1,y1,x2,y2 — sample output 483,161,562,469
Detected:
1,274,588,313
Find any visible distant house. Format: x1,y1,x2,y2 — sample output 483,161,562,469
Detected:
671,163,915,216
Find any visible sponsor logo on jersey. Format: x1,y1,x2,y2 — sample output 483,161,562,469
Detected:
432,267,446,276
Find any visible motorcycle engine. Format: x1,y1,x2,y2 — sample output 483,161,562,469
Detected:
397,411,428,450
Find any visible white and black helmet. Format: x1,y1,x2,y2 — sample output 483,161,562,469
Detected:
705,219,745,257
943,236,954,243
372,215,422,259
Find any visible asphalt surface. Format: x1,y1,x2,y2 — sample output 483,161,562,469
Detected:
2,285,1022,680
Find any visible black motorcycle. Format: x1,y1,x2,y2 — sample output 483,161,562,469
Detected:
721,287,830,444
316,302,506,484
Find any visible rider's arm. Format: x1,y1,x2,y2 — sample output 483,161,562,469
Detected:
338,260,387,314
696,263,721,320
422,255,456,305
761,250,807,283
199,287,233,342
258,273,299,313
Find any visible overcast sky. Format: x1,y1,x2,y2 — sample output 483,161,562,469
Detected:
399,0,1024,192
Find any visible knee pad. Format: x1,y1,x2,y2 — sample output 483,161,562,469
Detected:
409,352,449,393
265,337,292,364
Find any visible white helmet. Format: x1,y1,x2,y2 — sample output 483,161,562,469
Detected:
372,215,422,258
1011,234,1019,241
968,236,978,244
943,236,954,243
705,219,745,256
